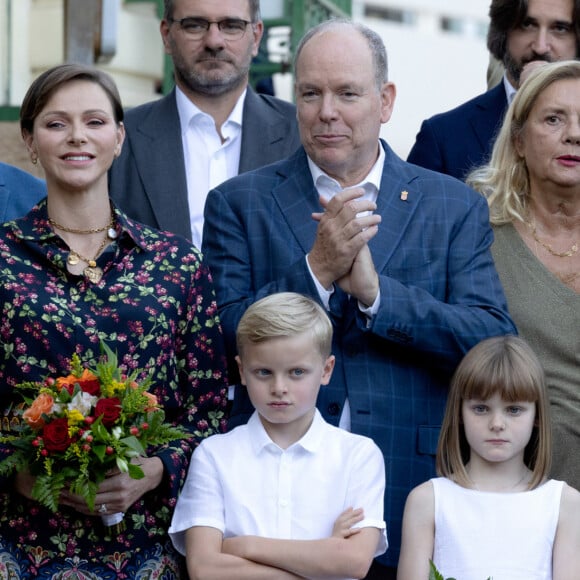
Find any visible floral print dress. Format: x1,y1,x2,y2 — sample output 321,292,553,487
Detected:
0,201,228,579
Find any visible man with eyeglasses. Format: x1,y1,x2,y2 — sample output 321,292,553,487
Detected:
109,0,300,248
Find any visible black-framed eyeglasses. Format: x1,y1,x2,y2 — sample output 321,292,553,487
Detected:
168,17,252,40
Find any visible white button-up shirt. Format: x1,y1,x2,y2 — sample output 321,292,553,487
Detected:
176,86,244,248
169,409,387,567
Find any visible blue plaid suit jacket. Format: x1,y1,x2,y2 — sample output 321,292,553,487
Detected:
202,141,516,566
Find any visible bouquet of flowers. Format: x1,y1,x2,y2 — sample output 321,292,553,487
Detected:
0,342,189,530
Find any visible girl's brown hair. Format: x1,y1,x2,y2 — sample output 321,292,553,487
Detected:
436,335,551,490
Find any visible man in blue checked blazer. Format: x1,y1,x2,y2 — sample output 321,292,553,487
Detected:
202,20,515,577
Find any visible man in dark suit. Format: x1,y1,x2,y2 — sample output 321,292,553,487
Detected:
0,162,46,222
407,0,580,180
202,19,516,577
109,0,300,244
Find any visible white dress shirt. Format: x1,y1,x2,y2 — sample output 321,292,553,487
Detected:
169,409,388,572
176,86,245,248
503,73,517,105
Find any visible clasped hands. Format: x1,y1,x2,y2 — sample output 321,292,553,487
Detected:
308,188,381,307
14,455,163,516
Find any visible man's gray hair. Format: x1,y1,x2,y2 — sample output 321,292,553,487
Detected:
294,18,388,90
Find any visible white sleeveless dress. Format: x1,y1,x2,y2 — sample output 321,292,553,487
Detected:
432,477,563,580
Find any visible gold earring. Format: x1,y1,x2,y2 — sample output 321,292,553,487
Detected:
31,153,38,165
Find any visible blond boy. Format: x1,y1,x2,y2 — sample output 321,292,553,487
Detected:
169,292,387,579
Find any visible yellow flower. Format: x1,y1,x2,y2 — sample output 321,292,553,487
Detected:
66,409,85,426
101,379,125,398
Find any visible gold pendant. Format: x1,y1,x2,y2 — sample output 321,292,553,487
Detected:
84,266,103,284
67,252,80,266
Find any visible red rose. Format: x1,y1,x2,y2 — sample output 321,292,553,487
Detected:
76,369,101,396
42,418,72,453
94,398,121,426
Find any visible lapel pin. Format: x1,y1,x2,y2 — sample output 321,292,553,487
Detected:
400,190,408,201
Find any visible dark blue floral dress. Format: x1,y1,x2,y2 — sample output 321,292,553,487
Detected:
0,200,228,579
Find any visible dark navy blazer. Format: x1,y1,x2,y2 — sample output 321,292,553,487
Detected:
407,83,509,180
202,141,516,566
0,162,46,222
109,88,301,241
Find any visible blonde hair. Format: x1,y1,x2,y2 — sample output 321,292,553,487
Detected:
467,60,580,225
236,293,333,359
436,336,551,490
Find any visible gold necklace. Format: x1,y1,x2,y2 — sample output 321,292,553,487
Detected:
66,226,118,284
526,219,578,258
66,231,114,284
48,216,115,236
49,214,118,283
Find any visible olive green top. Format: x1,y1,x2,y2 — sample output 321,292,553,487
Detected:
492,223,580,490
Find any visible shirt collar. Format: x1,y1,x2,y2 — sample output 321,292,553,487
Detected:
175,85,246,134
503,72,517,105
308,141,385,194
248,408,327,454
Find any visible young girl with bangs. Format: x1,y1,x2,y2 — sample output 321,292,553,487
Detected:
397,335,580,580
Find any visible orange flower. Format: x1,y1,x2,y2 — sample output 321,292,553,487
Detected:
142,391,159,412
23,393,55,430
57,369,100,396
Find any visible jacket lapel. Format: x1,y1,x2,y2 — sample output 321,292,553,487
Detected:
271,149,321,253
239,90,296,172
131,91,191,238
469,83,509,151
369,142,424,273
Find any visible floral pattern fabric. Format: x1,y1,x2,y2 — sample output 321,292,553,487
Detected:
0,200,228,578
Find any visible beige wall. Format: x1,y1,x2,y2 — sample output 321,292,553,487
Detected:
0,0,165,171
0,123,42,175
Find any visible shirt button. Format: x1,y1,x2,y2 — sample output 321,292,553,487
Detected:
280,499,289,507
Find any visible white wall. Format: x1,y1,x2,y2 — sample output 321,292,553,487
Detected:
371,18,490,158
352,0,491,157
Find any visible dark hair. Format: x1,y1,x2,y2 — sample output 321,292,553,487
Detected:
163,0,261,22
487,0,580,61
20,64,123,135
294,18,388,90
